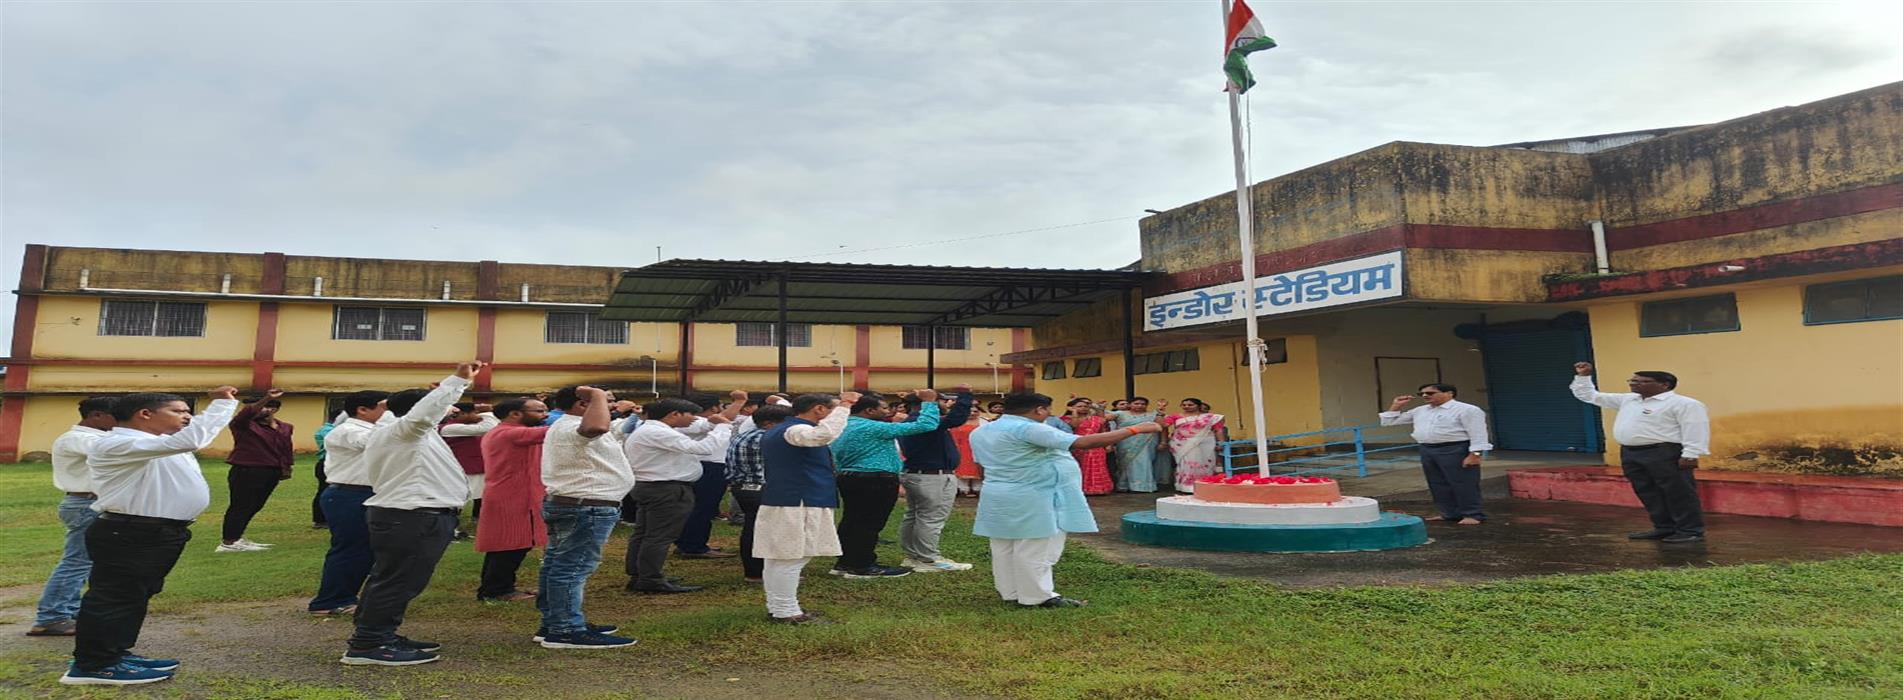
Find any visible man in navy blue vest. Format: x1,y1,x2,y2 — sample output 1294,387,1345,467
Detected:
896,385,976,572
750,392,858,624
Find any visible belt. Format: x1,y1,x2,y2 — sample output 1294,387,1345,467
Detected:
546,495,620,508
732,484,764,492
1421,441,1470,448
838,471,899,478
329,483,373,492
98,512,193,527
905,469,958,475
66,492,97,499
1624,442,1681,451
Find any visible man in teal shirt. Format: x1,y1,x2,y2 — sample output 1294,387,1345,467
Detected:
829,390,940,578
970,392,1160,608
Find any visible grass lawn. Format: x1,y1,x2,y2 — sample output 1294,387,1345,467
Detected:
1,456,1900,699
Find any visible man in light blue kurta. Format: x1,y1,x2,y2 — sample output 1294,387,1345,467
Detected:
970,393,1161,608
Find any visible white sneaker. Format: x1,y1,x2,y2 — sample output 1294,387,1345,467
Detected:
903,558,973,573
235,538,274,549
214,543,254,553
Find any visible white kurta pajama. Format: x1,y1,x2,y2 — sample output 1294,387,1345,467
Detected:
968,415,1094,606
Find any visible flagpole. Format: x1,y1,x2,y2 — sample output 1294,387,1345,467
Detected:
1222,0,1274,475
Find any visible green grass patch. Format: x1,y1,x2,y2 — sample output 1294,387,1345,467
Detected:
1,458,1900,698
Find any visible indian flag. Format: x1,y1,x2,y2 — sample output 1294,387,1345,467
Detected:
1223,0,1277,94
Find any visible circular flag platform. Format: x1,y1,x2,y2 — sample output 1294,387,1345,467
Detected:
1120,510,1428,553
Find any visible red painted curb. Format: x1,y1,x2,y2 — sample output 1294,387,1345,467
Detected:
1507,466,1903,528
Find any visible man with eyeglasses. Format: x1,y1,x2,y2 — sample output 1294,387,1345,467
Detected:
1570,362,1710,544
1380,383,1492,525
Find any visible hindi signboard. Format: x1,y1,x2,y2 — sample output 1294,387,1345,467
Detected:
1143,250,1404,331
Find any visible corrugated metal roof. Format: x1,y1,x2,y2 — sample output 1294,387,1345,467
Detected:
600,259,1149,328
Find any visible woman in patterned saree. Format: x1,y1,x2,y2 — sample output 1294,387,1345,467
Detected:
1061,398,1114,495
1165,398,1227,493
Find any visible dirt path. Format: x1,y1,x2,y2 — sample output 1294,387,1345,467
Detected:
0,590,980,699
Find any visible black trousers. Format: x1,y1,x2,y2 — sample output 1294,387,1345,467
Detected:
1418,442,1485,521
675,462,726,554
72,518,190,672
730,486,764,579
349,507,456,649
619,492,639,524
625,482,694,586
223,464,283,542
311,458,329,525
477,548,530,599
1620,443,1705,535
834,472,900,571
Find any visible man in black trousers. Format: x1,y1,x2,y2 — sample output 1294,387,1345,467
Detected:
1570,362,1712,544
62,387,239,686
340,361,480,666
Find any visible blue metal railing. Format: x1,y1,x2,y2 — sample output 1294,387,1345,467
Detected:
1218,424,1418,479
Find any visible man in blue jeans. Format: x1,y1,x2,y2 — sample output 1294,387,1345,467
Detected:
534,385,637,649
307,391,390,617
28,397,117,637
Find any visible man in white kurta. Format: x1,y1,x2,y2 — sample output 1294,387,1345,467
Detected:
970,393,1161,608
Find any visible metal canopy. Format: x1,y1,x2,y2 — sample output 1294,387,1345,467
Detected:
600,259,1148,328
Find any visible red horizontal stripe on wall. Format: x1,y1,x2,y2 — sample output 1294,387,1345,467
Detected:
1547,238,1903,301
1607,182,1903,251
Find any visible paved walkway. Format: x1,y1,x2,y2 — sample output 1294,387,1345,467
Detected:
1065,455,1903,588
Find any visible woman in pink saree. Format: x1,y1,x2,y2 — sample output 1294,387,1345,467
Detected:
1165,398,1227,493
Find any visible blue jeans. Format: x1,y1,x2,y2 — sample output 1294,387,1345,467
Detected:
675,462,726,554
536,503,619,635
35,495,98,625
310,486,374,611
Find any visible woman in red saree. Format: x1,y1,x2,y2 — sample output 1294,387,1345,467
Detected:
1062,398,1115,495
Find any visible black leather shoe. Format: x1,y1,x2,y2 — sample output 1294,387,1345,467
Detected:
1661,533,1705,544
629,581,704,594
1031,596,1088,609
1627,529,1673,540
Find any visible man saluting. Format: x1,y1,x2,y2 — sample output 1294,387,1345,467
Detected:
1570,362,1711,544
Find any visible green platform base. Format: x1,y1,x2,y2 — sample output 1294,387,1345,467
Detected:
1120,511,1428,553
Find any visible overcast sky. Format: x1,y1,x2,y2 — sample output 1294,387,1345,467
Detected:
3,1,1899,349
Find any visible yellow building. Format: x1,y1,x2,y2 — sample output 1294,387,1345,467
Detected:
1014,82,1903,475
0,248,1032,460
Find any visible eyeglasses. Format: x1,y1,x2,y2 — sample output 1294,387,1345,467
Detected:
1418,391,1441,397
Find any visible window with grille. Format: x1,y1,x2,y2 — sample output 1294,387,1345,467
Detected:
1639,294,1739,337
333,306,427,341
735,322,811,347
98,300,207,337
545,312,628,344
1132,348,1201,375
1804,276,1902,325
901,326,970,350
1041,361,1067,380
1073,357,1102,378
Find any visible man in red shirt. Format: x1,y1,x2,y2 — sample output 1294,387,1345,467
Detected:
474,398,551,602
219,390,294,553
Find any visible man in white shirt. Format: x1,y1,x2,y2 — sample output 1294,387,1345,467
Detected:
62,388,238,686
1379,383,1494,525
535,385,638,649
621,397,739,594
677,390,754,558
1571,362,1711,544
29,397,117,638
308,391,390,617
341,362,480,667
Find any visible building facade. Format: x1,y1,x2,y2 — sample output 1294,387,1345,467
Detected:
1013,83,1902,475
1,247,1028,460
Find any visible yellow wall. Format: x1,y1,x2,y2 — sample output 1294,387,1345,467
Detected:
1584,270,1903,474
1408,250,1596,303
31,297,258,361
1032,336,1323,443
274,302,479,363
691,324,857,367
491,310,679,364
865,326,1016,366
27,365,251,393
1611,208,1903,273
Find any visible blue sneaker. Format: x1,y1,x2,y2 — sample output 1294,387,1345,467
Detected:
530,623,619,643
122,654,181,671
339,645,440,666
392,636,441,652
538,630,638,649
59,661,174,686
